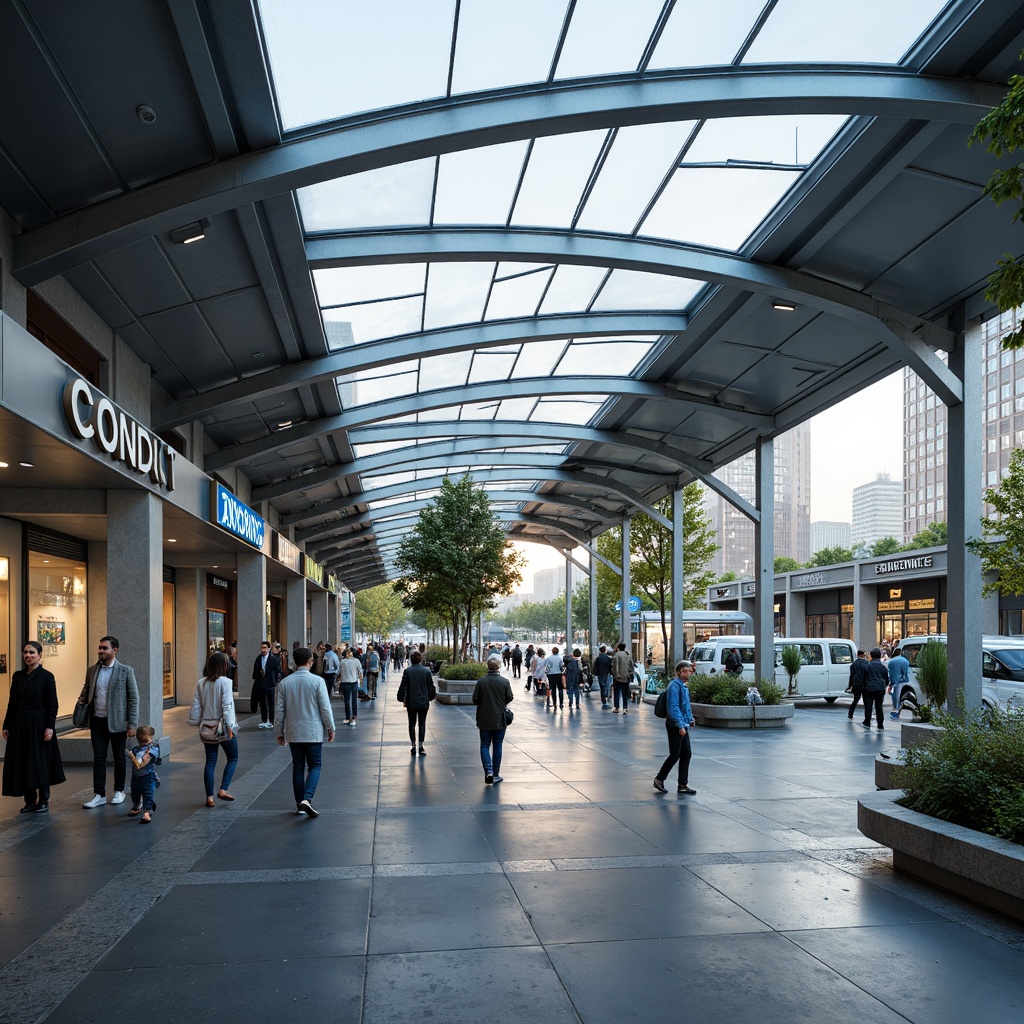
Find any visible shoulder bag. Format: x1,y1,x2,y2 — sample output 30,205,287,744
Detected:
198,680,228,743
73,700,91,729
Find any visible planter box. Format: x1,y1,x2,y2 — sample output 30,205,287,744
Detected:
690,702,794,729
900,721,945,749
435,677,475,706
858,789,1024,923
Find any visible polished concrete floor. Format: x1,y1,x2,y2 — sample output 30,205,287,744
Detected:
2,679,1024,1024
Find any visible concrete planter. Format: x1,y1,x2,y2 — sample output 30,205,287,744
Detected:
690,702,794,729
435,675,475,705
858,789,1024,923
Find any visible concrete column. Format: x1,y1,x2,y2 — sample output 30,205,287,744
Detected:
174,568,206,692
588,551,598,653
754,438,775,683
106,491,163,740
854,573,877,650
286,575,306,653
565,559,573,649
87,540,108,654
327,594,339,645
620,518,631,647
787,588,806,637
671,487,684,664
309,588,329,648
946,314,984,713
237,549,267,680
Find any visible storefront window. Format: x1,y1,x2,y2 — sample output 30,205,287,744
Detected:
0,556,9,712
163,581,175,701
208,610,226,657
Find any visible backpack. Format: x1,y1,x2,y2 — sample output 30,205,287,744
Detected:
654,689,668,719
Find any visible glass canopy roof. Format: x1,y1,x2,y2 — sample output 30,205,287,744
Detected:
250,0,959,579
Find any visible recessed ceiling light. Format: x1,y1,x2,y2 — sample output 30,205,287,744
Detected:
168,538,177,543
251,351,265,359
276,420,293,430
20,462,34,468
771,299,796,311
0,462,7,468
169,218,209,244
42,559,49,563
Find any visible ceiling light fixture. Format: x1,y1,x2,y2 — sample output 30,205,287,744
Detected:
771,299,797,311
19,461,34,468
167,538,177,543
0,462,7,468
169,218,210,245
276,420,293,430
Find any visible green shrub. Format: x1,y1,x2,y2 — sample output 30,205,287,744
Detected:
687,674,785,706
915,641,948,707
780,645,802,693
895,704,1024,845
423,645,449,665
440,661,488,681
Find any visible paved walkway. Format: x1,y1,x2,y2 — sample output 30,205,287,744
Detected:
2,679,1023,1024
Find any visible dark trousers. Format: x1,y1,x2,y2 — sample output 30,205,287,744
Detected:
90,716,127,796
548,675,564,707
258,683,276,724
848,685,865,718
407,707,428,744
863,690,885,726
656,721,692,785
289,742,323,804
613,681,630,710
323,672,337,694
341,682,359,720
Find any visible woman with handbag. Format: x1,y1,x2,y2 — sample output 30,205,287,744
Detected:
2,641,66,813
396,649,436,756
188,651,238,807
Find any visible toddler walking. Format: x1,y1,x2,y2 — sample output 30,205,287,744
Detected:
128,725,160,824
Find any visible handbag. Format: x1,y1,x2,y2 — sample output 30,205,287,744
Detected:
199,718,227,743
503,706,514,725
73,700,90,729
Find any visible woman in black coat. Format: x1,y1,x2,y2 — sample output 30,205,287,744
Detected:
396,650,436,756
2,641,66,813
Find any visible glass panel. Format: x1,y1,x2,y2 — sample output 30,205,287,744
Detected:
640,166,800,250
742,0,948,64
514,339,569,377
362,471,416,488
485,268,553,320
554,340,653,376
592,269,704,311
497,397,539,420
554,0,663,78
538,265,607,313
347,370,418,405
459,402,501,420
314,264,426,306
423,262,495,328
324,296,422,344
511,131,608,228
577,122,695,233
417,407,459,422
418,351,474,390
258,0,455,128
434,141,530,224
450,0,568,95
684,115,847,166
648,0,766,68
298,159,435,230
352,441,403,458
468,351,519,383
531,399,604,424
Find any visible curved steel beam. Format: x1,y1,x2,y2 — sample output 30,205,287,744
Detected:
306,227,959,401
16,67,1003,283
289,464,674,535
207,375,768,471
158,311,686,429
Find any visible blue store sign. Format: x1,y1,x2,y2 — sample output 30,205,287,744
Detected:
211,483,265,549
613,596,642,613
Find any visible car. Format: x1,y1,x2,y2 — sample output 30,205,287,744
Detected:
895,635,1014,711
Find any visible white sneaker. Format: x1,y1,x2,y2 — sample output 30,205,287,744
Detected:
83,793,107,808
349,720,356,727
259,721,272,729
111,791,126,805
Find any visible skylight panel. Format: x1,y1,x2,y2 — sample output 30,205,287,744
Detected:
576,122,695,233
450,0,568,95
592,269,703,311
347,369,418,406
258,0,455,128
538,265,607,314
497,398,539,420
511,131,608,228
531,398,604,425
315,264,426,307
684,115,847,166
418,351,474,390
298,160,434,231
468,351,519,384
513,339,570,377
423,262,495,329
353,441,406,458
648,0,766,68
741,0,948,64
554,340,653,376
434,142,530,224
459,402,501,420
324,296,422,345
485,268,552,320
362,471,416,488
554,0,663,78
417,408,460,422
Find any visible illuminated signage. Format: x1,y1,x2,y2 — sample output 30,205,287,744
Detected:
304,555,324,586
889,588,902,599
908,598,936,610
877,600,905,612
274,533,301,571
63,377,177,490
875,555,933,575
211,483,265,549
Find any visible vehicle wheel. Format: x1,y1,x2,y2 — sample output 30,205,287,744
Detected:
824,697,837,704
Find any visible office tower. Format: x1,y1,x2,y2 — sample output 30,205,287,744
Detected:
852,473,903,547
811,520,852,554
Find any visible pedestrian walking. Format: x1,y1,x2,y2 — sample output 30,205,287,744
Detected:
397,650,436,755
472,654,513,785
653,660,697,795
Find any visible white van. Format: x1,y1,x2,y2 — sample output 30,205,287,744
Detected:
687,635,858,703
897,635,1024,710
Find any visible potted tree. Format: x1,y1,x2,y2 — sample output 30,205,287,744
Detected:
914,640,948,723
781,645,803,697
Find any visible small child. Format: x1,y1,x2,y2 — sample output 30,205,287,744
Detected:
128,725,160,824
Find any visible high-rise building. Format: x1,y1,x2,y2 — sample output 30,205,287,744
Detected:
852,473,903,547
903,309,1024,540
708,424,811,577
811,520,852,554
532,565,585,602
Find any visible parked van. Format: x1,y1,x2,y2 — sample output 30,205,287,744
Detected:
897,635,1024,710
687,635,858,703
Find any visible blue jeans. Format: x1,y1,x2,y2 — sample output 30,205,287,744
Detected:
479,727,507,775
341,682,359,720
203,735,239,798
566,682,580,707
131,772,157,812
290,742,323,804
599,674,612,704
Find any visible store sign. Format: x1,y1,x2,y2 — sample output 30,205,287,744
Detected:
875,555,933,575
274,533,301,571
304,555,324,587
889,588,902,599
794,571,828,588
909,598,936,610
63,377,177,490
211,483,265,549
877,600,905,612
209,575,229,589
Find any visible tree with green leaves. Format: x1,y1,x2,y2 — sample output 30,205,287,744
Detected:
354,583,405,639
969,61,1024,349
774,556,800,573
869,537,902,557
904,521,947,550
806,545,854,567
967,447,1024,596
393,474,525,661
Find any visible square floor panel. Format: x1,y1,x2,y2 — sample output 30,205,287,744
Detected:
368,873,537,954
372,810,497,865
735,796,861,837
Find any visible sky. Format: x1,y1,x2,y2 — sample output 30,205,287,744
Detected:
512,369,905,591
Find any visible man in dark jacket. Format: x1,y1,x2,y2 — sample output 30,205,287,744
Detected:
510,644,523,679
472,655,513,784
862,648,890,729
847,649,869,721
251,641,282,729
396,651,436,756
593,644,613,709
